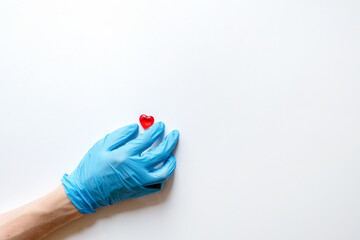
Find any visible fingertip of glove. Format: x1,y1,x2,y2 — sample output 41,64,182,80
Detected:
129,123,139,129
124,123,139,134
150,121,165,131
172,129,180,138
168,154,177,174
166,130,179,143
156,121,165,129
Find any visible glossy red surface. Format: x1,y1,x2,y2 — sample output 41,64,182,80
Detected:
139,114,155,129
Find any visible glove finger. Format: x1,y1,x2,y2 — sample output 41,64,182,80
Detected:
148,154,176,183
122,122,165,155
104,123,139,151
142,130,179,168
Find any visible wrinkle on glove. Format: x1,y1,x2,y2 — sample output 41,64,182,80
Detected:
61,122,179,214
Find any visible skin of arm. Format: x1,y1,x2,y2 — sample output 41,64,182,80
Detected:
0,185,82,240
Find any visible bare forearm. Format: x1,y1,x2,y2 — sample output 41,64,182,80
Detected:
0,185,82,240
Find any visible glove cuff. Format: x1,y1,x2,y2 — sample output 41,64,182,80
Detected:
61,174,97,214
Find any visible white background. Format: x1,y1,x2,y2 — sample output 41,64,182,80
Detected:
1,1,360,239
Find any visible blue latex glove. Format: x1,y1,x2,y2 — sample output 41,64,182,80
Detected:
61,122,179,214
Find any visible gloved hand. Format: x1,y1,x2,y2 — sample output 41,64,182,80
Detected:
61,122,179,214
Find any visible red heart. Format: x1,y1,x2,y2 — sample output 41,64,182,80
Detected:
139,114,154,129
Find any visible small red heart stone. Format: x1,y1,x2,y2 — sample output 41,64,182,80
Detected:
139,114,154,129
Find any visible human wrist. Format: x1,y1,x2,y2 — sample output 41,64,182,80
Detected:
0,185,83,240
27,185,83,238
39,184,83,220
